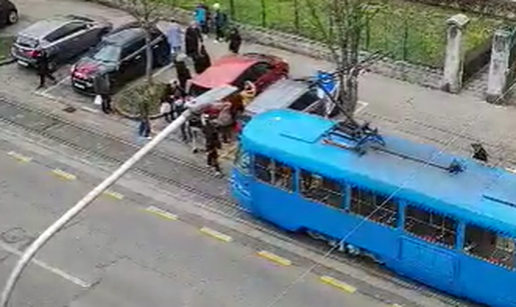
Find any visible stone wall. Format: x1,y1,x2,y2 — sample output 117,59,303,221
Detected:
94,0,444,89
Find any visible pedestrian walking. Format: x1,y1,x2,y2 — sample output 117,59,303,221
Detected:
194,3,209,36
174,54,192,92
204,117,222,176
160,84,173,123
215,101,234,143
35,50,56,89
184,22,203,59
172,97,189,142
212,3,228,42
227,27,242,54
188,112,204,153
138,100,152,139
193,45,211,74
166,19,183,56
93,73,112,114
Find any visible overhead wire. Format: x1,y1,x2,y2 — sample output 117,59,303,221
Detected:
263,69,516,307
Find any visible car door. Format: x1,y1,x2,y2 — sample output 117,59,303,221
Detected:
64,21,95,56
44,22,86,61
119,38,146,82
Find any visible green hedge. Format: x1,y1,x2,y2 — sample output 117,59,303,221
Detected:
161,0,503,68
0,36,13,61
115,82,167,118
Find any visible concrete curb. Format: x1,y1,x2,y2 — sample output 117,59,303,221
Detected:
0,58,15,66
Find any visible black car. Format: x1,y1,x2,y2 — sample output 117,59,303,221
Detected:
71,23,171,95
11,15,112,69
0,0,17,27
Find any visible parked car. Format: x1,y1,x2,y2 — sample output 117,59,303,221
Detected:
0,0,18,27
70,23,171,95
11,15,112,69
188,52,289,97
239,79,325,126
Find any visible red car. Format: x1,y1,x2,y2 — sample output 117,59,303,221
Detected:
188,52,289,97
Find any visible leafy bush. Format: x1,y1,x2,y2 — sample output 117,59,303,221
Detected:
0,36,13,61
115,83,168,118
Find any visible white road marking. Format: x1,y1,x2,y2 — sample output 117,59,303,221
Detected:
0,242,91,288
152,62,174,78
40,76,71,95
34,90,60,101
355,101,369,114
80,106,100,114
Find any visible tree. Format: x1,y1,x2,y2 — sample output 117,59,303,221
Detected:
116,0,164,85
304,0,385,118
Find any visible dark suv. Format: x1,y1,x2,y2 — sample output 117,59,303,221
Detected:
70,23,171,95
0,0,17,27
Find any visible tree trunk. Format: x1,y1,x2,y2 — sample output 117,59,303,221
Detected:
144,28,153,85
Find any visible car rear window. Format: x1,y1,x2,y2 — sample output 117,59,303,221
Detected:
91,43,122,63
15,36,39,48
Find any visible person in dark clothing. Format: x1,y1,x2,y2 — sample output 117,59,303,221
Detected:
184,22,203,59
35,50,56,89
138,101,151,139
93,73,112,114
193,45,211,74
174,55,192,92
204,118,222,175
227,27,242,54
472,143,488,163
213,4,228,42
170,80,186,99
160,84,173,123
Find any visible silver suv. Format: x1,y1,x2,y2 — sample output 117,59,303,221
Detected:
11,15,112,70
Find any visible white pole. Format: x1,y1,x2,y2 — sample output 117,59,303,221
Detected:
1,111,192,307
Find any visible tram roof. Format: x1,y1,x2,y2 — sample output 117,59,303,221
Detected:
241,109,516,236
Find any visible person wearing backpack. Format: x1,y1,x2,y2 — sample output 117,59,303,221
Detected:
215,101,234,143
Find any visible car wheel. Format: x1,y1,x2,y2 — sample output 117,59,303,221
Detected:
7,10,18,25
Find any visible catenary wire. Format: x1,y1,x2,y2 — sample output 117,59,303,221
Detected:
263,75,516,307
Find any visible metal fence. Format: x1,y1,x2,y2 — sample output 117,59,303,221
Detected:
174,0,449,67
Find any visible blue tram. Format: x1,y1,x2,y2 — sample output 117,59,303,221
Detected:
230,109,516,307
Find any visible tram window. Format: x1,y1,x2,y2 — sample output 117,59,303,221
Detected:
464,224,515,269
254,154,272,183
350,188,398,227
404,206,457,248
273,161,294,191
233,146,251,175
300,170,343,208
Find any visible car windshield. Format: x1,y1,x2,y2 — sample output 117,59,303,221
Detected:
189,83,210,97
91,43,121,63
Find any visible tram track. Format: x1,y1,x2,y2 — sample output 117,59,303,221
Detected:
0,95,478,307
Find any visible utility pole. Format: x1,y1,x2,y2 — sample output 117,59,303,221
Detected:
0,85,238,307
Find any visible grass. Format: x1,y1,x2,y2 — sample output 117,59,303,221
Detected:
0,36,13,62
115,82,167,118
162,0,504,68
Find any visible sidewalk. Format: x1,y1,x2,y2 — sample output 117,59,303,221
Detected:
2,0,516,169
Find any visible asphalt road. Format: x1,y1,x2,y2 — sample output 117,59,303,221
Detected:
0,138,388,307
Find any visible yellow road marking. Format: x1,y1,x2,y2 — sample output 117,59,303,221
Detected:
256,250,292,266
319,276,356,293
7,151,32,163
103,190,124,200
391,304,403,307
51,169,77,180
145,206,178,220
200,227,233,242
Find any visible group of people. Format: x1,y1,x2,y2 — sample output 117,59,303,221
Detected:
158,76,256,176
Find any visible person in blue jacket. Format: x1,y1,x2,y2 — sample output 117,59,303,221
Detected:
194,3,208,35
